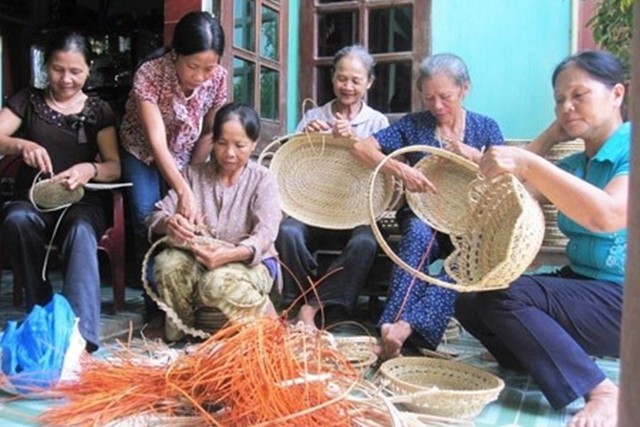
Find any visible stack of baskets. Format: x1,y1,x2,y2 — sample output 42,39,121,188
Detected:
541,139,585,250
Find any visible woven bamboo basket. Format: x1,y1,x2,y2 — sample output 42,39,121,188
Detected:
368,145,545,292
262,133,397,229
141,237,236,339
333,335,379,372
30,177,84,210
379,357,504,420
405,151,479,235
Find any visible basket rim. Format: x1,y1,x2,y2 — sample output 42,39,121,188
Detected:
268,132,397,229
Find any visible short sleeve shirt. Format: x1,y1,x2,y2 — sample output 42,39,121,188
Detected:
6,87,115,200
557,122,630,284
296,100,389,139
373,110,504,165
119,53,228,170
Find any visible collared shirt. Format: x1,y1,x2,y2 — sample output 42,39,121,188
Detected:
119,53,228,170
147,160,282,267
296,100,389,139
557,122,630,284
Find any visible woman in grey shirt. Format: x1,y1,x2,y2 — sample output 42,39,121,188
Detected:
147,102,282,341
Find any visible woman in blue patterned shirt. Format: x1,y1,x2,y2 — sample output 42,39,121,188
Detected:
352,53,504,359
457,51,627,427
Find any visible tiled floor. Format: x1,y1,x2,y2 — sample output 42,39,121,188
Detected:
0,270,620,427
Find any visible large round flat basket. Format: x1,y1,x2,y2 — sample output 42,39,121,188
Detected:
405,151,479,235
379,357,505,420
269,133,396,229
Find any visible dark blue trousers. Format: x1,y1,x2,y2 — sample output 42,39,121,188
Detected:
1,200,105,350
455,268,622,409
276,217,377,311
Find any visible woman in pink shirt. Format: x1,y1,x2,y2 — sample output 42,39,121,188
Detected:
119,11,228,292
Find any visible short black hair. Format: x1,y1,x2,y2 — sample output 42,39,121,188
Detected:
43,28,93,66
552,50,624,88
213,102,261,142
172,11,225,57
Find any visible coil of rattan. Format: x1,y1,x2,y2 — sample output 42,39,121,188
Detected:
333,335,379,373
379,357,504,420
262,133,397,229
368,145,545,292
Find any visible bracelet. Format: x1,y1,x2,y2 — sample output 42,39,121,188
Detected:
90,162,99,179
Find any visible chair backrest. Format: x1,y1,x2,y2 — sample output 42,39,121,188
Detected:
0,155,22,206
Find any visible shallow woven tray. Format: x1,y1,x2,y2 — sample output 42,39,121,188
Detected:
333,335,379,372
379,357,504,420
265,133,397,229
405,151,479,235
368,145,545,292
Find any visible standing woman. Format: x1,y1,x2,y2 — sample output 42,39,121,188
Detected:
0,28,121,351
457,51,627,427
351,53,503,358
276,45,389,327
119,11,227,283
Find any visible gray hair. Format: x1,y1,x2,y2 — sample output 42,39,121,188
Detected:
416,53,470,90
333,44,376,80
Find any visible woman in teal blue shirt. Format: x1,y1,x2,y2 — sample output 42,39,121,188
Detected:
456,50,627,427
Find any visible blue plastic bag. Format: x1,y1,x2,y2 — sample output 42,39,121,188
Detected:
0,294,77,394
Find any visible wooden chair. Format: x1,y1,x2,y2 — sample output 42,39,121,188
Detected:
0,155,127,312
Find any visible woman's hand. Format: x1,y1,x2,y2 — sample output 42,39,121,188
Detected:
52,163,95,190
398,163,437,193
21,141,53,174
177,189,202,224
446,141,482,163
302,119,331,133
526,120,573,156
190,244,231,270
480,146,532,179
332,112,354,139
165,213,196,245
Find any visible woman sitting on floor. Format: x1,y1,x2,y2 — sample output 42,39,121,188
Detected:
456,50,628,427
146,102,282,341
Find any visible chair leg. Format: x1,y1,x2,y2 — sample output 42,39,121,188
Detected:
111,249,126,313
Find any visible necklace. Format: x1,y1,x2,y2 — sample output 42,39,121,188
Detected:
435,109,466,147
48,89,84,113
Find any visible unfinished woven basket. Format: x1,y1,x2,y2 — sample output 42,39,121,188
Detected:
333,335,379,373
405,150,479,235
379,357,504,420
30,177,84,210
264,133,397,229
368,145,545,292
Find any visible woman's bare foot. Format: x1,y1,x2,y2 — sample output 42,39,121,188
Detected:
568,379,618,427
378,321,412,359
297,304,319,330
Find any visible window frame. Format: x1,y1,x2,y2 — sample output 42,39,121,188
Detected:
299,0,430,122
217,0,288,143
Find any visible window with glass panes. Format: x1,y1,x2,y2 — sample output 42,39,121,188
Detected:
300,1,429,120
214,0,287,143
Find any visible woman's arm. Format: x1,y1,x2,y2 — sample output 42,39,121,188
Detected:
93,126,121,182
190,107,217,164
136,97,199,221
0,107,53,173
481,146,627,232
525,120,572,157
351,135,436,193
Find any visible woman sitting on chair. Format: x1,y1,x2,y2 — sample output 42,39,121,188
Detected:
147,102,282,341
0,28,120,352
